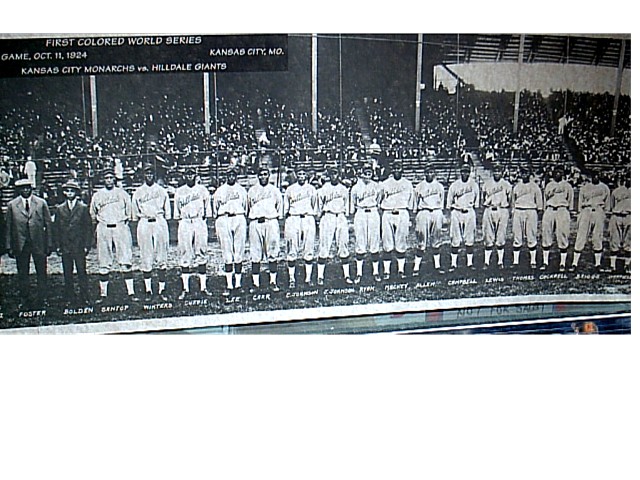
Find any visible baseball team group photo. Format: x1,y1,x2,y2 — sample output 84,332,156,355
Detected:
0,33,631,332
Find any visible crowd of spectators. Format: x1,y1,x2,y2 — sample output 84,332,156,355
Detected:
0,81,631,202
549,91,631,174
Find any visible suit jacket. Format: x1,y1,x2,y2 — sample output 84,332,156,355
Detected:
53,200,93,253
5,194,53,255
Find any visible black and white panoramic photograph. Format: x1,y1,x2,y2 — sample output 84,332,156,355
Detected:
0,33,631,333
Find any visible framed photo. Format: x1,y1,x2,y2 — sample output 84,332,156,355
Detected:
0,33,631,333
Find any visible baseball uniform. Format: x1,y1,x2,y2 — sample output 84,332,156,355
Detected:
132,180,171,296
247,178,283,290
317,177,351,284
350,173,382,281
511,177,543,266
380,173,415,278
541,177,573,270
608,183,631,271
447,173,480,269
173,180,212,294
414,175,445,273
90,182,135,299
572,178,610,270
481,175,511,268
284,178,318,285
213,180,248,290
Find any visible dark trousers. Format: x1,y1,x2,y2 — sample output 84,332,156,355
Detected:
62,252,89,298
16,243,48,301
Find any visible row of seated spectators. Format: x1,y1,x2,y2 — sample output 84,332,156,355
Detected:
547,91,630,169
1,86,630,196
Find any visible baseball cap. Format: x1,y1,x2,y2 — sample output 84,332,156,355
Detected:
460,163,471,172
184,168,197,175
102,168,116,177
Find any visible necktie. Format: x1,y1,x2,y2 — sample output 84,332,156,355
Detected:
25,199,29,212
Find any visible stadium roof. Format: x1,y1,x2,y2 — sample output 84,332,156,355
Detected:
431,34,631,69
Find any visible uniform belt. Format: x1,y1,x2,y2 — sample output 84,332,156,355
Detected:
252,217,272,223
546,206,566,211
515,207,536,210
290,214,312,218
614,212,630,217
454,208,470,213
358,208,375,213
323,212,341,216
419,207,441,212
106,224,119,228
144,217,157,223
384,209,406,215
221,213,243,217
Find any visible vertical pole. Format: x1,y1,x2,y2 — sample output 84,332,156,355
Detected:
338,34,344,168
312,34,318,134
203,72,211,136
611,38,626,137
213,72,219,180
90,75,98,139
513,34,525,135
415,34,423,133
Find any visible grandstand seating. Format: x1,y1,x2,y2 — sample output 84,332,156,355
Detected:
0,87,630,210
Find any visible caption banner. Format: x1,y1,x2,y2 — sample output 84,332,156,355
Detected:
0,34,288,77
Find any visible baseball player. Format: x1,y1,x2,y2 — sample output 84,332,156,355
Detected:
608,172,631,272
247,166,283,292
284,165,318,287
540,166,574,271
446,162,480,271
379,160,415,279
317,166,352,285
570,170,610,272
481,163,511,269
413,163,445,275
132,166,171,301
511,166,543,268
350,162,382,282
89,168,136,302
173,168,213,299
213,166,248,295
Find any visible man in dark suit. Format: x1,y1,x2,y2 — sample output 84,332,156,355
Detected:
5,178,53,307
53,179,93,304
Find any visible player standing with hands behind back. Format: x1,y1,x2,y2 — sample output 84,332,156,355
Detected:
379,160,415,280
446,162,479,271
132,166,171,301
213,166,248,295
247,166,283,292
481,163,511,269
284,165,318,287
173,168,213,299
